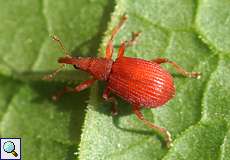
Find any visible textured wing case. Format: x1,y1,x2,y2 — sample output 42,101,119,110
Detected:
107,57,175,107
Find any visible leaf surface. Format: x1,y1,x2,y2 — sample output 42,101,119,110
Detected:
79,0,230,160
0,0,114,159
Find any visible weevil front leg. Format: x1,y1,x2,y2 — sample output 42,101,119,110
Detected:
152,58,201,78
103,87,118,115
132,105,173,148
52,79,95,101
105,14,128,59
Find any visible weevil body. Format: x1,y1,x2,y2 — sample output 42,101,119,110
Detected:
108,57,175,107
45,15,200,148
58,55,175,107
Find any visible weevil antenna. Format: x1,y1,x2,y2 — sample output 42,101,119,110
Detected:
42,64,66,80
43,35,71,81
51,35,72,57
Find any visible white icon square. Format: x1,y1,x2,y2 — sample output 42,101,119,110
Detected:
0,138,21,160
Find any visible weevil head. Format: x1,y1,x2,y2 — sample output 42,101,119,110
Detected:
58,56,113,81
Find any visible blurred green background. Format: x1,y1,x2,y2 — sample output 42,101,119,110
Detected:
0,0,230,160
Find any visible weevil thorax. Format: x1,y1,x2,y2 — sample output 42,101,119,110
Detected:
58,57,113,81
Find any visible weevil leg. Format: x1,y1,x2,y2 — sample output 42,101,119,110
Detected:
117,32,141,58
105,14,128,59
52,79,95,101
132,105,173,148
117,42,126,58
105,40,114,60
152,58,201,78
126,31,141,47
103,87,118,116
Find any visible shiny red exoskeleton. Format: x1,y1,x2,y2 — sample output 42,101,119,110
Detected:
45,15,201,147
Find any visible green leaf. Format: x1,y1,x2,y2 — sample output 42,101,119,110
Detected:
80,0,230,160
1,0,230,160
196,0,230,53
0,0,114,159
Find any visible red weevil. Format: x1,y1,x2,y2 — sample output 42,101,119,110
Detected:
44,15,201,147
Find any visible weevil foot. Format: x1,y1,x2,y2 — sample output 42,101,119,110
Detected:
52,95,59,101
42,74,54,81
165,130,173,148
190,72,202,79
51,86,70,101
111,107,118,116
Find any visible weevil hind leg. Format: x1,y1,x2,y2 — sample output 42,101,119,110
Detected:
103,87,119,116
52,79,95,101
132,105,173,148
152,58,201,79
105,14,128,59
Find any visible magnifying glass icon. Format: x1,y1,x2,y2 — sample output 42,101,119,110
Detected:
3,141,18,157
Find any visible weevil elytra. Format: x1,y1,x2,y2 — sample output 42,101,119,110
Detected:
44,14,201,147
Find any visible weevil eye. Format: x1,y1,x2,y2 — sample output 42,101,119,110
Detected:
73,65,79,69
